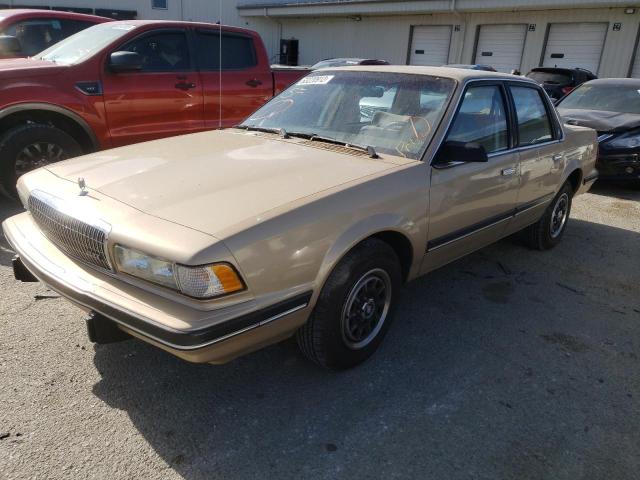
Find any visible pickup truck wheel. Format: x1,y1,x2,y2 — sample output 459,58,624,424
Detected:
296,238,402,370
523,182,573,250
0,124,83,199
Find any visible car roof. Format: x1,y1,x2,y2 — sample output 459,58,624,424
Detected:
318,65,537,83
582,78,640,87
0,9,110,22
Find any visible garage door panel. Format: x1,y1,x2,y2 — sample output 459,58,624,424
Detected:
409,25,451,66
543,23,607,74
474,24,527,73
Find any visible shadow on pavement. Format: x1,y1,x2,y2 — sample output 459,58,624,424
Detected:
91,219,640,480
588,180,640,201
0,199,23,267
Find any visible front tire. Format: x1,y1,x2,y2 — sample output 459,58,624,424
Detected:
296,238,402,370
0,123,83,199
522,182,573,250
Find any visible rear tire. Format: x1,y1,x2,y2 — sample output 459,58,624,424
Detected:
296,238,402,370
0,123,83,199
522,182,573,250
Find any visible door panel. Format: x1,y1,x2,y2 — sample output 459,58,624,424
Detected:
474,24,527,73
422,84,520,273
508,85,563,231
409,25,452,66
196,30,272,129
101,29,204,147
542,23,607,74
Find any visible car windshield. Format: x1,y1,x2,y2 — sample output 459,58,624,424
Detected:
527,71,572,85
239,71,456,159
558,83,640,114
36,22,136,65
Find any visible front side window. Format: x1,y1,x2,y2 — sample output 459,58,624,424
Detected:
447,85,509,154
511,86,553,146
196,31,257,70
240,71,456,159
120,31,190,72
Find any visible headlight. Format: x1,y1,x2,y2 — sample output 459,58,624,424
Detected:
113,245,245,299
603,132,640,149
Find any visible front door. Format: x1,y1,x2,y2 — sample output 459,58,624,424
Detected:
101,28,204,147
422,83,520,273
195,29,273,129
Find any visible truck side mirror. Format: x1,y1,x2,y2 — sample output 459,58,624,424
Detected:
0,35,22,57
109,51,143,73
434,140,488,165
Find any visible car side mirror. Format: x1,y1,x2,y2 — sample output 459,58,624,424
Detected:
0,35,22,56
435,141,488,165
109,51,143,73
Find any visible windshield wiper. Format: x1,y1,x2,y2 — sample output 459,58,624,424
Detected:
235,125,289,138
291,132,379,159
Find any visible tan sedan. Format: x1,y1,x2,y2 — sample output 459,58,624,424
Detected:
3,67,598,370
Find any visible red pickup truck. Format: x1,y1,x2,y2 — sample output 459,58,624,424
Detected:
0,20,308,197
0,9,110,58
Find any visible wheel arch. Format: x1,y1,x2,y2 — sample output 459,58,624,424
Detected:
566,168,583,193
0,103,99,153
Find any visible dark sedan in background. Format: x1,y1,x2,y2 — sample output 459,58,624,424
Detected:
527,67,597,101
556,78,640,185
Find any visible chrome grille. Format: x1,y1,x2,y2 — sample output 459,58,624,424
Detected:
28,192,112,271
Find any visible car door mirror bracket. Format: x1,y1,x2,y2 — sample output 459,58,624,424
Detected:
433,141,488,167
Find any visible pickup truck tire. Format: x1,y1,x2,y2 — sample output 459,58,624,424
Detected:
523,182,573,250
0,123,83,199
296,238,402,370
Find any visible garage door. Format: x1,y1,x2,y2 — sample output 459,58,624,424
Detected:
474,24,527,73
542,23,608,74
409,25,451,66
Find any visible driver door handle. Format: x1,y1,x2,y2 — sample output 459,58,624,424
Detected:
246,79,262,88
175,81,196,91
552,154,563,162
501,167,517,176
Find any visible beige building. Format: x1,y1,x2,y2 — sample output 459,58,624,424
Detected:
5,0,640,77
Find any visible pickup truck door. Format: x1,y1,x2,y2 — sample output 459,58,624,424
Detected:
422,83,520,273
101,28,205,148
507,84,565,232
195,29,273,129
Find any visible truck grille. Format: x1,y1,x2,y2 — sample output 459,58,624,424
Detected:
28,192,112,271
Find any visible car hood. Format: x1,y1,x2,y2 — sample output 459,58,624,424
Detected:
558,108,640,133
44,130,403,237
0,57,65,79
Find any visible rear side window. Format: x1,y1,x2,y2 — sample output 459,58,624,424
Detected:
526,71,572,86
196,31,257,70
120,31,190,72
447,85,509,154
510,86,554,146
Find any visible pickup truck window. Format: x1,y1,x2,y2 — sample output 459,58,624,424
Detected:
38,22,136,65
120,31,190,72
511,86,554,146
1,18,76,56
196,31,257,70
241,71,455,159
447,85,509,154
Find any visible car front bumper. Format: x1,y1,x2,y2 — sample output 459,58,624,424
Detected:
2,212,311,364
597,153,640,181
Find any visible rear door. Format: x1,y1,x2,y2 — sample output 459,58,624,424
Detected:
195,28,272,129
542,23,607,74
423,82,520,272
101,28,204,147
408,25,452,66
507,83,565,232
474,24,527,73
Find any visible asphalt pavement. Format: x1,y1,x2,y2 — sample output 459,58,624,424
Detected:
1,182,639,480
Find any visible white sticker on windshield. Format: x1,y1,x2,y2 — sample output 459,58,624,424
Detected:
298,75,334,85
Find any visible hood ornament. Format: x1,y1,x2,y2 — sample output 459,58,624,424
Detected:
78,177,88,196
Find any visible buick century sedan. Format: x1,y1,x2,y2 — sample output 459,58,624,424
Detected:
3,67,598,370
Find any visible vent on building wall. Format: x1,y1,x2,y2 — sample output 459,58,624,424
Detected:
152,0,168,9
